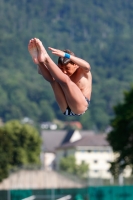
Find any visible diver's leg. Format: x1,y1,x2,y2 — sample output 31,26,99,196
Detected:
35,38,88,114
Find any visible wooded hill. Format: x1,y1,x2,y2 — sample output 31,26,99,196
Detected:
0,0,133,130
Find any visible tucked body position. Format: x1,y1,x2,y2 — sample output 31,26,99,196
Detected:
28,38,92,116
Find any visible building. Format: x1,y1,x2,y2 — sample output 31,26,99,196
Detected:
56,133,114,179
41,129,114,179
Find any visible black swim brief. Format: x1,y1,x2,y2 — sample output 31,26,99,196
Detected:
63,97,90,116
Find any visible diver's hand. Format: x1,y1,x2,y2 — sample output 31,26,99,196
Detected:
48,47,65,57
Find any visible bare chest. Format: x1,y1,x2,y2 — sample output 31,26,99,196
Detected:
70,71,88,91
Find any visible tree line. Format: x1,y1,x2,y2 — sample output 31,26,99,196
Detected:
0,0,133,130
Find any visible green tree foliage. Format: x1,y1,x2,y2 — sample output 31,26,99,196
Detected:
107,87,133,176
0,120,42,182
60,155,88,178
0,0,133,130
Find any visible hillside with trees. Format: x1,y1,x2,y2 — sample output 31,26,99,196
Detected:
0,0,133,130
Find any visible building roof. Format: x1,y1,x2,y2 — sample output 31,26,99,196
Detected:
64,121,82,129
41,130,96,152
41,130,68,152
56,134,109,149
0,170,84,189
61,130,75,144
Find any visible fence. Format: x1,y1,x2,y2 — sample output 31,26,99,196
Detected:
1,186,133,200
88,186,133,200
0,188,88,200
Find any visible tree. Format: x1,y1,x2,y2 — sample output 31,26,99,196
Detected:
0,120,42,182
0,128,12,182
107,87,133,176
59,155,88,178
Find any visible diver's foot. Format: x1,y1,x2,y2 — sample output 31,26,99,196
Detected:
34,38,49,63
28,39,39,64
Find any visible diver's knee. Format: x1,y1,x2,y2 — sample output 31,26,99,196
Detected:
58,75,70,85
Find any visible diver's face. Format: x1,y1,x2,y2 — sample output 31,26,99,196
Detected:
58,63,78,77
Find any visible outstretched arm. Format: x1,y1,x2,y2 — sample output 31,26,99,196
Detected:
48,47,91,73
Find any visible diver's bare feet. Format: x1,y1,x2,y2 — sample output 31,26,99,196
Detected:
28,39,39,64
34,38,48,63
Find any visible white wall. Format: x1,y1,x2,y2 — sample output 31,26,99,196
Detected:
56,146,114,179
75,147,114,178
42,152,55,170
70,130,81,143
